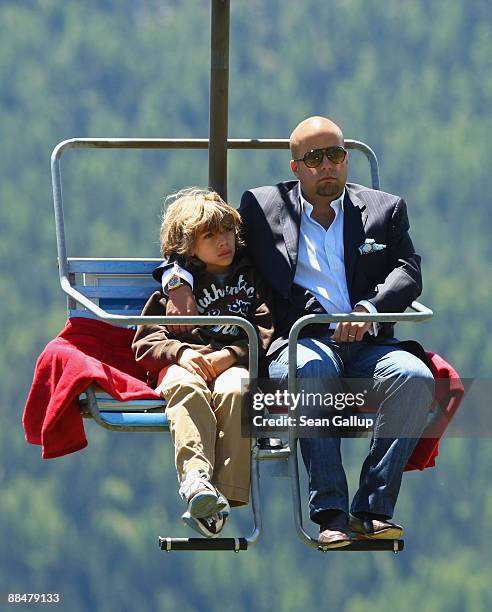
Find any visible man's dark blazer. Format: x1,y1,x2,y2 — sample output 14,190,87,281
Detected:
154,180,424,360
238,181,423,357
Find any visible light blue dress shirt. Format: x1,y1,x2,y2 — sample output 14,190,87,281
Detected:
294,184,378,333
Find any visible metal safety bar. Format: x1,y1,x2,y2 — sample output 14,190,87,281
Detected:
286,306,433,550
51,137,379,282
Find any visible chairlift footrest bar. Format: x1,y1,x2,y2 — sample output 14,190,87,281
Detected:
318,539,404,552
158,537,248,552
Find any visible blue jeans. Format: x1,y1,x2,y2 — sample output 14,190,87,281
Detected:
268,335,435,522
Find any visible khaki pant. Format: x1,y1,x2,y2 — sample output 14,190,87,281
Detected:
156,364,250,507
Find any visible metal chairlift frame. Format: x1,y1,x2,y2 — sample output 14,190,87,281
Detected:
50,0,433,552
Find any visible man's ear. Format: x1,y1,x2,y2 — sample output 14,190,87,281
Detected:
290,159,299,178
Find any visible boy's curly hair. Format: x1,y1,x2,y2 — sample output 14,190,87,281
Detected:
159,187,243,259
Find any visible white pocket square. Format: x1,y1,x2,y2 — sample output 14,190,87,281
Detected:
358,238,386,255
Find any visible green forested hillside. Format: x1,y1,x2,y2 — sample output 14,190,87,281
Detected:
1,1,491,610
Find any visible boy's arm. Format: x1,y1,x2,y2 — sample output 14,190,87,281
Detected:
205,348,238,377
132,291,193,372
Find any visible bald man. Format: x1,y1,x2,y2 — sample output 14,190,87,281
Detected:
157,116,434,548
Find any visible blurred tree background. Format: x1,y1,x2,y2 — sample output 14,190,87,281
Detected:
1,0,491,610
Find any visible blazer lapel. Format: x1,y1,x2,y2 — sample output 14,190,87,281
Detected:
343,187,367,302
278,182,302,274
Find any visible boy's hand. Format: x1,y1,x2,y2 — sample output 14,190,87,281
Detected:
204,349,238,377
165,285,199,335
177,348,216,381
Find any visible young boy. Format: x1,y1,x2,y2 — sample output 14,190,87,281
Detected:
132,188,274,537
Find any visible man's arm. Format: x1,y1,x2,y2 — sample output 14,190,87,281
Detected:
333,197,421,342
361,198,422,313
155,259,199,335
164,284,199,335
160,264,194,294
355,299,379,337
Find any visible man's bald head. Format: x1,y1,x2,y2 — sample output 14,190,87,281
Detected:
289,116,348,205
289,116,344,159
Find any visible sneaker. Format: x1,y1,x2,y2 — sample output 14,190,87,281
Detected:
179,469,229,518
215,490,230,517
182,511,227,538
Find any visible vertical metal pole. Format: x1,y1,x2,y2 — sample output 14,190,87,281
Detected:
209,0,230,200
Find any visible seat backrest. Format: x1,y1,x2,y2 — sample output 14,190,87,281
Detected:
66,258,162,320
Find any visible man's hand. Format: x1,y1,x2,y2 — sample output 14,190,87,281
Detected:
165,285,199,335
332,305,372,343
177,348,216,381
204,348,238,378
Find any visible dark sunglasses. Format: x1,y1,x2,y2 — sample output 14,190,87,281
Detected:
294,146,347,168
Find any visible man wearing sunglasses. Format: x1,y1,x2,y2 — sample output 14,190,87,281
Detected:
158,116,434,549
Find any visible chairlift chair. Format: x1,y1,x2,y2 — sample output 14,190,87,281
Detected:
50,0,433,552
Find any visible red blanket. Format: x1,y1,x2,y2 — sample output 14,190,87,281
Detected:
24,318,464,468
23,317,160,458
406,351,464,471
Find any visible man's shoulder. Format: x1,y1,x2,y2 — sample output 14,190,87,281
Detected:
346,183,403,208
244,180,298,203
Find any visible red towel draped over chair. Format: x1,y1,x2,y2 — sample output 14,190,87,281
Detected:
23,318,160,459
23,317,464,467
405,351,464,471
